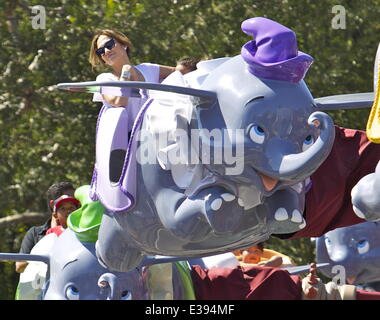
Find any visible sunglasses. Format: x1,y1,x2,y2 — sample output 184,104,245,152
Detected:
95,38,116,57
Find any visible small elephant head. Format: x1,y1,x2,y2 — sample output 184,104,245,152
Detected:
316,222,380,285
41,229,149,300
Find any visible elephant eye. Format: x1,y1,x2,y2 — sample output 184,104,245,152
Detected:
121,290,132,300
302,135,314,151
65,285,80,300
248,125,265,144
357,240,369,255
324,237,333,256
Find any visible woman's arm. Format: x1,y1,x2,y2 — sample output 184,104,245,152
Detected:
15,261,28,273
101,94,129,107
101,64,175,106
15,228,37,273
101,64,139,107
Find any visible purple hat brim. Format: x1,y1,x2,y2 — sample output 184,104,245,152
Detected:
241,17,314,83
241,40,313,83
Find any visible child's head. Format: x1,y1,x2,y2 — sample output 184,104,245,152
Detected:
234,242,264,264
52,195,80,228
46,181,76,214
175,56,201,74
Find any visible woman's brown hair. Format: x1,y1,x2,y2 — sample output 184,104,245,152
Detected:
89,29,132,67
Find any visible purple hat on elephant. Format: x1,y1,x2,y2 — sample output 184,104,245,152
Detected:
241,17,313,83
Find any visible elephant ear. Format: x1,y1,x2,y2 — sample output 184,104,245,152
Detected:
143,71,209,192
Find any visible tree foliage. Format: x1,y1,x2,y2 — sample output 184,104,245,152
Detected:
0,0,379,299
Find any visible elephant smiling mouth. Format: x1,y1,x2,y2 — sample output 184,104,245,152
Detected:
243,165,284,198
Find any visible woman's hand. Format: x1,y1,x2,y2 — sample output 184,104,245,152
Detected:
120,64,132,80
104,64,142,107
119,64,139,81
257,256,283,268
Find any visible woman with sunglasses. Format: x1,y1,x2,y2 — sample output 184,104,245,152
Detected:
89,29,175,114
88,29,175,212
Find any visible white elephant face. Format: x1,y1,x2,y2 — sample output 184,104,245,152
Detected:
43,229,148,300
317,222,380,284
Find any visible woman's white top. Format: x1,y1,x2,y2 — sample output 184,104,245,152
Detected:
93,63,160,131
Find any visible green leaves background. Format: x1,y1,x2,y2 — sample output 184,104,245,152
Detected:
0,0,379,299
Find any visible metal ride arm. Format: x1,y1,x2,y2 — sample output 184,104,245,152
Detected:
57,80,217,104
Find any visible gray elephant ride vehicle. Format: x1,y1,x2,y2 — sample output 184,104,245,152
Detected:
57,17,380,272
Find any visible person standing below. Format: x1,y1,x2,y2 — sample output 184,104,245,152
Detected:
15,182,79,273
45,194,80,236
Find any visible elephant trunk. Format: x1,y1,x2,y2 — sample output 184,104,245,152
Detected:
278,111,335,182
98,273,120,300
